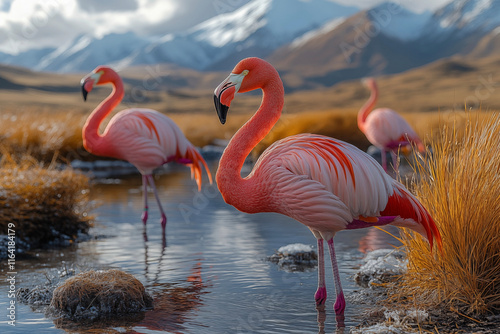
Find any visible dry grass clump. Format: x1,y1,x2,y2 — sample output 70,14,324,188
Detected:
0,151,92,250
1,105,496,165
393,111,500,316
50,269,153,320
0,108,90,162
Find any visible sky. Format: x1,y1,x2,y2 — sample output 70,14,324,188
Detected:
0,0,452,55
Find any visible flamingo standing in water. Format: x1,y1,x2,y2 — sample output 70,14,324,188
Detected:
358,78,425,172
213,58,442,328
81,66,212,231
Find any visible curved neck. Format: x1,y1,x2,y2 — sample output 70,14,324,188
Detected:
358,82,378,131
82,77,124,156
217,78,284,211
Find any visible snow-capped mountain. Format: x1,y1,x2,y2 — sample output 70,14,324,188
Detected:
0,0,358,73
432,0,500,33
0,0,499,86
129,0,358,71
36,32,151,72
267,0,500,89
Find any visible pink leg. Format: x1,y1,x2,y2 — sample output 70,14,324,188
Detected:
146,175,167,231
381,149,388,172
141,175,149,225
327,238,346,328
314,239,327,306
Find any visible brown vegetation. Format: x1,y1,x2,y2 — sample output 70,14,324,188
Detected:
50,269,153,320
392,111,500,317
0,151,92,250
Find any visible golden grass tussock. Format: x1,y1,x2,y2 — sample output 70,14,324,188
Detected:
0,150,92,249
50,269,153,320
0,108,90,162
394,111,500,315
1,105,498,165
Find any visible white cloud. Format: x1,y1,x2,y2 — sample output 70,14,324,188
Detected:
0,0,180,54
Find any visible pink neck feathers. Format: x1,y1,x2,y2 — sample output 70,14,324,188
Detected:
82,72,124,157
217,77,284,212
358,80,378,131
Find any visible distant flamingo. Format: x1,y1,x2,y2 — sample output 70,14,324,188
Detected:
358,78,425,172
81,66,212,231
214,58,442,328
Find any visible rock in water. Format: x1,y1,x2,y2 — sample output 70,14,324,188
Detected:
267,243,317,272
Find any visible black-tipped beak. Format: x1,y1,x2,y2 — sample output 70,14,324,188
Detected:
214,93,229,124
81,84,88,101
214,71,247,125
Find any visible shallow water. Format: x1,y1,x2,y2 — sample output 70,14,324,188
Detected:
0,161,403,334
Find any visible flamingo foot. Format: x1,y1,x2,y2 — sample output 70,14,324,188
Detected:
314,286,327,306
142,207,149,225
334,291,346,328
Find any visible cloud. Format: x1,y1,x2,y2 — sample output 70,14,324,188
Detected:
0,0,180,54
76,0,139,13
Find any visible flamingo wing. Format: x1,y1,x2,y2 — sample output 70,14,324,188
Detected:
102,109,212,189
103,109,187,172
253,134,394,234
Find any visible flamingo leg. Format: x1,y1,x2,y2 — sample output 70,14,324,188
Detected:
381,149,388,172
327,238,346,328
314,238,327,306
146,175,167,230
141,175,149,225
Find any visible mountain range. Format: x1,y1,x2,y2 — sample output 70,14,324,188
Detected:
0,0,499,90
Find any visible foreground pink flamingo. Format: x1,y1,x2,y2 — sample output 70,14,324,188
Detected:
81,66,212,231
358,78,425,172
214,58,442,328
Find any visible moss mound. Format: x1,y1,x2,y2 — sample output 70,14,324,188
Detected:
0,153,91,254
50,269,153,321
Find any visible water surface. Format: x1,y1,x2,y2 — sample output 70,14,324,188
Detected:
0,162,402,333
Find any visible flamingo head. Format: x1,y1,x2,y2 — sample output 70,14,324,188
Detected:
214,57,277,124
361,77,376,89
80,66,116,101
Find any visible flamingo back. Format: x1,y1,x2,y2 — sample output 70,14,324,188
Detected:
250,134,394,233
363,108,421,150
103,109,211,187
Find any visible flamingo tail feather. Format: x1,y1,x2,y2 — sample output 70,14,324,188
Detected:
382,180,443,252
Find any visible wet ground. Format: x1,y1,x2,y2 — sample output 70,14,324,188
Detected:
0,160,404,334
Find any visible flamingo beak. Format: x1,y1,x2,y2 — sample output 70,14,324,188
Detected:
81,82,89,101
213,70,248,124
80,70,103,101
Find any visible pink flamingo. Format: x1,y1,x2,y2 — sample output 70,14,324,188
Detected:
81,66,212,231
214,58,442,328
358,78,425,172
